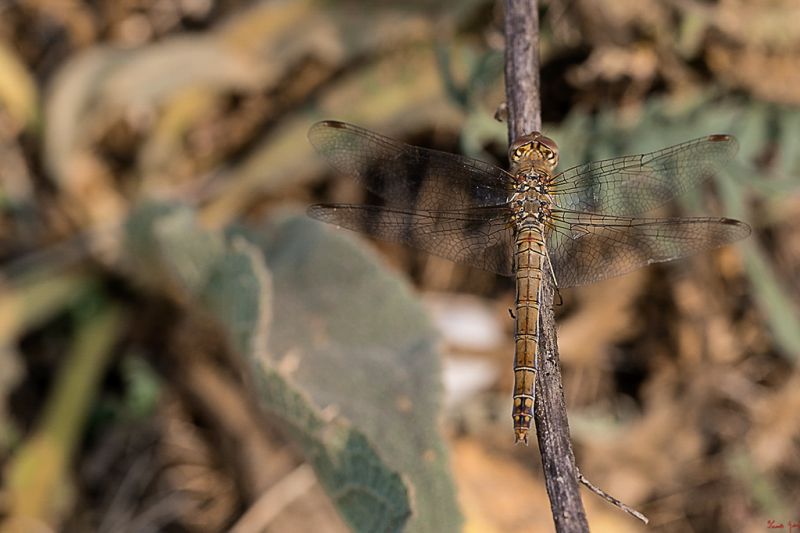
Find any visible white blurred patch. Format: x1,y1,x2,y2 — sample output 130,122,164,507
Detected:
442,356,498,409
424,293,505,352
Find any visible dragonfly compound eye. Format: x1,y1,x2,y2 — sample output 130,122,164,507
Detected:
537,136,560,164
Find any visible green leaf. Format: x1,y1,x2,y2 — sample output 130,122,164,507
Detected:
253,214,461,533
123,202,424,532
202,229,414,533
124,202,226,295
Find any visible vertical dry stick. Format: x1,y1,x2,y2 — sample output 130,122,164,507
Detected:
503,1,590,531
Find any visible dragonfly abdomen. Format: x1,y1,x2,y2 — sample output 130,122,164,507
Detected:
512,226,545,444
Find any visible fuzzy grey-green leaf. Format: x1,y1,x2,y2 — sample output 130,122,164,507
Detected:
253,213,461,533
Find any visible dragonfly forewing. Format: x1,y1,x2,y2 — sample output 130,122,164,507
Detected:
551,134,738,217
308,121,513,212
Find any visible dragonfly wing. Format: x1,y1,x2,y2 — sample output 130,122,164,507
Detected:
551,135,738,216
308,204,515,276
546,210,751,288
309,121,513,211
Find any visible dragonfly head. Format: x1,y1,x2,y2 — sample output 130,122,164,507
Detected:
509,132,559,172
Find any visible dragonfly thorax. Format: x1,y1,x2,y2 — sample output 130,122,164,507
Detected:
516,169,549,190
509,173,552,225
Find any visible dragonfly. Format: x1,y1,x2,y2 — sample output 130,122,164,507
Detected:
307,120,751,444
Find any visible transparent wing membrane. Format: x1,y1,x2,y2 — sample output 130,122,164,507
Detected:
308,121,749,283
308,204,515,275
551,135,738,216
308,121,513,211
546,211,751,287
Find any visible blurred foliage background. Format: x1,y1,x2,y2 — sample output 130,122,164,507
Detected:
0,0,798,532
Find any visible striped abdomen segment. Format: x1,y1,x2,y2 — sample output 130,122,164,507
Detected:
512,226,545,444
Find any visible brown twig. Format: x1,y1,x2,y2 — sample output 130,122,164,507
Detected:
503,1,590,531
577,469,650,525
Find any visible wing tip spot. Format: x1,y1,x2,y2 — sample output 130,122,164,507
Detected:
721,218,752,238
708,134,732,142
321,120,347,129
308,119,347,139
